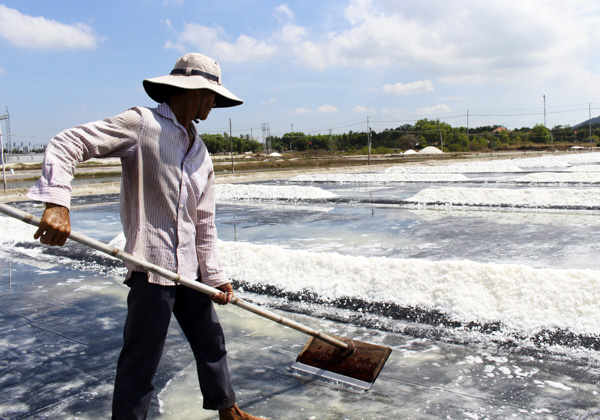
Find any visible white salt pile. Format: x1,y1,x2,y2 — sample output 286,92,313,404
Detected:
405,187,600,208
218,240,600,336
418,146,443,154
216,184,337,201
518,173,600,183
289,173,468,183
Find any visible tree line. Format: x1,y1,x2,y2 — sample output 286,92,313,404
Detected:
7,119,598,156
200,118,600,155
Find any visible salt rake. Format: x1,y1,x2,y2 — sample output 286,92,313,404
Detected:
0,203,391,390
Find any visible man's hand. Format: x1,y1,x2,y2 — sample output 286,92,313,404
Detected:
33,203,71,246
212,283,234,305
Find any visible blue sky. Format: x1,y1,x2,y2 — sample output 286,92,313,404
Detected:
0,0,599,147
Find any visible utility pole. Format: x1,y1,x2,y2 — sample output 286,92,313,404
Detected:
1,107,10,154
328,129,332,150
0,122,6,190
544,95,554,147
367,117,371,165
0,108,10,190
261,123,270,154
438,120,444,152
590,103,593,148
543,94,547,128
229,118,234,173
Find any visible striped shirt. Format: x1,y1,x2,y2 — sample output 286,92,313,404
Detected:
28,103,228,288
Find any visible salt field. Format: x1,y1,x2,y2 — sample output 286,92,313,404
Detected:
214,152,600,352
2,151,600,418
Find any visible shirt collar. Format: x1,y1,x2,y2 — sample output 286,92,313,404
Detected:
156,102,198,136
156,102,179,124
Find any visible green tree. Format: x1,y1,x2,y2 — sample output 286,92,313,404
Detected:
202,134,226,153
530,124,551,143
278,132,300,150
397,134,418,150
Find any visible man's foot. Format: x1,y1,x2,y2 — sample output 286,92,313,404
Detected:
218,404,268,420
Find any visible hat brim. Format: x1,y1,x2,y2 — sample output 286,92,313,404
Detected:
143,74,243,108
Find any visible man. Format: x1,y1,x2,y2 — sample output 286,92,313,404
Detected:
28,53,265,420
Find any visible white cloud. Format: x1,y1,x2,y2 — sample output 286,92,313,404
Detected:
165,0,600,88
164,40,184,52
274,4,295,22
383,80,434,96
167,22,278,62
317,105,338,114
438,96,462,101
261,97,278,106
380,108,405,117
415,104,451,115
290,105,338,114
0,5,101,50
344,0,374,25
294,107,312,114
353,105,376,114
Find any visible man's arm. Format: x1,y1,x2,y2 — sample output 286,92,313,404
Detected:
28,108,142,209
33,203,71,246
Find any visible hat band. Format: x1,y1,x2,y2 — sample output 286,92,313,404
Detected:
170,68,219,83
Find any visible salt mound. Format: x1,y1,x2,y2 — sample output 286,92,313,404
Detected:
404,149,417,155
418,146,443,154
216,183,337,201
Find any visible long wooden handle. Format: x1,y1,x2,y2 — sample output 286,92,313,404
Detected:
0,202,349,350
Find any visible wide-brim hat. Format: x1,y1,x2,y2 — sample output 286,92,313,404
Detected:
143,53,243,108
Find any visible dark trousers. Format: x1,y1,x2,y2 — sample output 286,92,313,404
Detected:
112,272,236,419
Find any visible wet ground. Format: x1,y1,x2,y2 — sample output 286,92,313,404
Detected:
1,259,600,419
3,152,600,419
